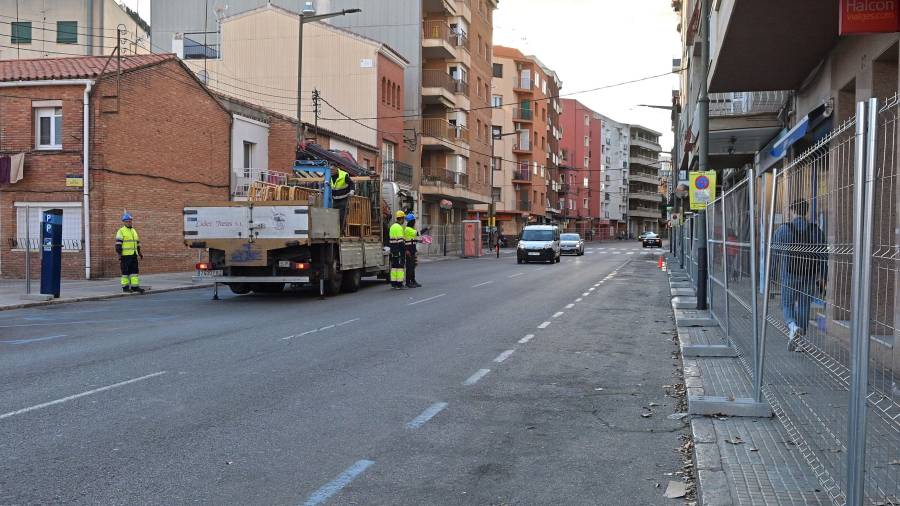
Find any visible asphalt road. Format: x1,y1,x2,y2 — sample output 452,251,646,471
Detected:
0,242,687,505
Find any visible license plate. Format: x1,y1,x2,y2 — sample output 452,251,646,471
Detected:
278,260,292,268
196,269,223,277
528,252,540,256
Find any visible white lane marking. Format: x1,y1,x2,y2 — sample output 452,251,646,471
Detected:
588,288,595,292
493,349,516,363
565,303,575,309
0,334,67,345
508,273,524,278
534,267,546,272
586,251,594,255
406,402,449,429
552,311,564,318
319,324,335,331
627,252,634,255
612,251,621,255
408,293,447,306
537,321,551,329
336,318,360,327
303,459,375,506
463,369,491,386
0,371,167,421
575,298,583,303
518,334,535,344
472,281,493,288
582,292,590,297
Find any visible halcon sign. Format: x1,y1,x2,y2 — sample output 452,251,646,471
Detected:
840,0,900,34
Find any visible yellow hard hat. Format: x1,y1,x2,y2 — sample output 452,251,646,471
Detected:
395,210,407,219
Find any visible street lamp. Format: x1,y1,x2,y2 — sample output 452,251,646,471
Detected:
490,126,518,250
296,7,362,143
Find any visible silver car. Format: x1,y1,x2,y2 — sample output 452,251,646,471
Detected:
560,233,585,256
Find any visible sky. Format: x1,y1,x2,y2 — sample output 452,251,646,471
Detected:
120,0,680,149
493,0,681,150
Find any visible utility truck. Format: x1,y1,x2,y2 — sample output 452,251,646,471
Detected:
184,143,389,298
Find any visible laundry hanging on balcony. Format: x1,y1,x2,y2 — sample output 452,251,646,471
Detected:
0,153,25,185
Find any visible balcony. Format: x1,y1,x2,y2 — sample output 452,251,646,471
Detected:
709,91,789,117
557,183,570,194
422,70,467,107
628,207,662,219
421,166,488,204
512,166,533,183
629,153,659,167
422,167,467,187
424,0,456,16
630,172,658,185
628,191,663,203
455,0,472,21
382,160,414,186
630,135,661,151
512,107,534,122
422,20,456,60
518,199,532,212
513,141,532,154
422,118,469,150
708,1,837,92
513,74,534,94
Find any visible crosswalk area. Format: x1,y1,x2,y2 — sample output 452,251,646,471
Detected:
582,246,663,256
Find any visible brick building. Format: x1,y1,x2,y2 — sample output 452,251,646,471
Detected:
0,54,231,279
559,99,603,239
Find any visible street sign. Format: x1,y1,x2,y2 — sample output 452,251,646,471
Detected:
840,0,899,34
689,171,717,210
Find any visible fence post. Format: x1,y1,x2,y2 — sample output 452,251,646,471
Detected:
757,168,779,404
846,98,877,506
679,223,685,268
25,204,32,295
696,211,708,310
721,197,730,339
747,166,763,401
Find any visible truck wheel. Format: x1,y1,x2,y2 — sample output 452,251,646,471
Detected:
341,269,362,293
228,283,251,295
324,257,343,296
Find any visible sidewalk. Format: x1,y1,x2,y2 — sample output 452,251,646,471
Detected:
665,261,830,505
0,272,210,311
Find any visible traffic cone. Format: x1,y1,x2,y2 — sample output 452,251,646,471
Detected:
658,256,664,269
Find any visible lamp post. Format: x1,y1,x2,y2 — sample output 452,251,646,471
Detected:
296,7,362,144
491,126,518,250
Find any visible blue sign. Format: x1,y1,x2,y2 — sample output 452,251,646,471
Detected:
40,209,64,298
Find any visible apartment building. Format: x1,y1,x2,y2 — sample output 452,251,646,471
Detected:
627,125,663,236
490,46,558,234
559,99,602,238
0,0,149,60
597,113,630,238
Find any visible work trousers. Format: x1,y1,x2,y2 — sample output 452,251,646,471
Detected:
120,255,140,287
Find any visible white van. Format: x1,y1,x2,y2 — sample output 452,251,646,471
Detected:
517,225,561,264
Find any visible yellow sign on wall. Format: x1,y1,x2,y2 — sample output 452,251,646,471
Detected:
689,171,717,210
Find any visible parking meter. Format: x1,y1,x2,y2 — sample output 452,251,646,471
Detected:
40,209,63,298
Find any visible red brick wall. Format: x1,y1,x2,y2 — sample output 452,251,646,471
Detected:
89,60,231,278
377,53,406,176
0,60,231,279
0,85,88,279
269,116,299,172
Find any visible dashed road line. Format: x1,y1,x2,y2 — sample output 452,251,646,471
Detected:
472,281,493,288
0,334,67,345
537,321,551,329
581,292,590,297
406,402,449,429
575,298,583,302
463,369,491,386
508,273,524,278
336,318,360,327
0,371,167,421
408,293,447,306
303,459,375,506
493,349,516,363
518,334,535,344
565,303,575,309
552,311,564,318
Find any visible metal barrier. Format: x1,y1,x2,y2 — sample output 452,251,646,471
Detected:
669,97,900,505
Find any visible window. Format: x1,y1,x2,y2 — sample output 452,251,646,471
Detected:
584,114,590,127
476,162,482,183
484,83,489,102
56,21,78,44
15,202,83,251
242,141,255,169
35,107,62,149
583,177,589,188
583,198,589,209
583,156,589,168
493,156,501,171
11,22,31,44
381,78,386,104
491,95,502,108
476,76,483,97
493,63,503,78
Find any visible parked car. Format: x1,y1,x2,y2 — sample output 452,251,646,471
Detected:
560,233,585,256
642,232,662,248
638,231,653,241
517,225,561,264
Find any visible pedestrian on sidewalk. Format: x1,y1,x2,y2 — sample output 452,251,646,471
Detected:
404,213,422,288
773,200,827,351
389,211,407,290
115,213,145,294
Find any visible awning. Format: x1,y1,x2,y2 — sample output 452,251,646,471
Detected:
770,103,827,159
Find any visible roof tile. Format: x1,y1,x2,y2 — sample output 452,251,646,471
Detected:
0,53,176,82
